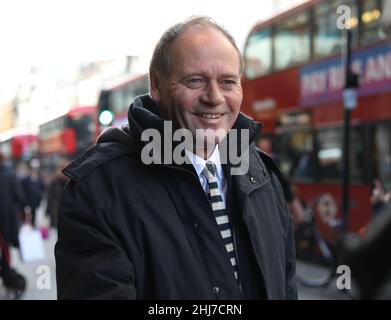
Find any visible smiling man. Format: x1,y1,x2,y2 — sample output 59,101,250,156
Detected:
55,16,297,300
150,22,243,159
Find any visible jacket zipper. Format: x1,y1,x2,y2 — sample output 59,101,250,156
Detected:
232,227,243,297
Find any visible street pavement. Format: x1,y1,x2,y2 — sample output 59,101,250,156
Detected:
0,203,57,300
0,229,57,300
296,260,353,300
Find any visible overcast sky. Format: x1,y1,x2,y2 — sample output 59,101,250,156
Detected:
0,0,305,97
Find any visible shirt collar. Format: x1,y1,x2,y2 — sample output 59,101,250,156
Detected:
185,145,224,181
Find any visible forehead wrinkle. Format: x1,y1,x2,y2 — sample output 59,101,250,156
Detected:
180,60,240,78
171,25,240,74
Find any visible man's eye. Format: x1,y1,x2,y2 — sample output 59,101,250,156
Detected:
186,78,204,87
221,79,237,88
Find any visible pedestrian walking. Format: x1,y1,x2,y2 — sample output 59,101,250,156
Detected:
21,160,46,227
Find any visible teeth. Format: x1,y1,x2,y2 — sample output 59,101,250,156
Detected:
197,113,222,119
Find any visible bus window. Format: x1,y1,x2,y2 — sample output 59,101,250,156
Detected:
68,114,95,153
317,126,366,182
317,129,342,180
275,130,315,180
313,0,358,58
111,76,149,115
111,86,128,115
132,76,149,98
275,11,310,70
374,121,391,191
244,27,272,79
361,0,386,44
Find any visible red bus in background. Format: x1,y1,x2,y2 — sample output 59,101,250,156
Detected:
0,128,38,165
38,105,97,170
242,0,391,244
97,73,149,132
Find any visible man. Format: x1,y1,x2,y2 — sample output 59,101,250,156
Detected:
55,16,297,300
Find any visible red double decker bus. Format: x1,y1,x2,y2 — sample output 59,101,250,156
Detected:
242,0,391,243
97,73,149,132
38,105,97,170
0,128,38,165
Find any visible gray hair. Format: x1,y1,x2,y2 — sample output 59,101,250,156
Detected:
150,16,243,78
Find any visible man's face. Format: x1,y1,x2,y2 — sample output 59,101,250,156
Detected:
151,25,243,149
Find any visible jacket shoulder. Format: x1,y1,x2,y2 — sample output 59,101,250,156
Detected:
252,145,280,175
251,144,290,200
62,142,133,183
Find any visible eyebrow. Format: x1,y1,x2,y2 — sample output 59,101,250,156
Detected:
182,72,240,79
219,73,240,79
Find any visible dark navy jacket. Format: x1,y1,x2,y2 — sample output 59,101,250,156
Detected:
55,95,297,300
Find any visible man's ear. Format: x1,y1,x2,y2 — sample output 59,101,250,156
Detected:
149,71,161,102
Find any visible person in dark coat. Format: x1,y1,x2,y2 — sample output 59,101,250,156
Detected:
21,160,46,227
0,152,25,248
55,16,297,300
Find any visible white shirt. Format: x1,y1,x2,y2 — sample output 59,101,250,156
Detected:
185,145,227,206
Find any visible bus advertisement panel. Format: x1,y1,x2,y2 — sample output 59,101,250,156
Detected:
241,0,391,245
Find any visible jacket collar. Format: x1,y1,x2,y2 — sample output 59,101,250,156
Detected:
97,94,263,171
128,94,262,149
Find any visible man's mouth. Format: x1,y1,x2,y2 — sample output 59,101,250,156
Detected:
194,113,224,119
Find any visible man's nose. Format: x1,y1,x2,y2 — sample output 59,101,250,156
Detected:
200,81,225,106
